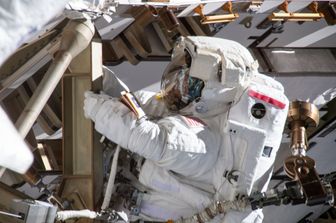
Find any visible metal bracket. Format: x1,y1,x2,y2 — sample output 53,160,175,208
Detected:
194,2,239,25
268,1,324,22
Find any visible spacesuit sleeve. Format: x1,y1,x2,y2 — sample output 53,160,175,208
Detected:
134,90,169,118
86,93,206,163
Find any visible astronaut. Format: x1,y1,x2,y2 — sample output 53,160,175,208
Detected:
83,36,289,222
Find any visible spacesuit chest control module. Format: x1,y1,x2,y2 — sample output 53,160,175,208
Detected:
83,36,289,223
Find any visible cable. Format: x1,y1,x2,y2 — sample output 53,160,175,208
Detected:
101,144,121,210
56,210,98,221
0,210,22,219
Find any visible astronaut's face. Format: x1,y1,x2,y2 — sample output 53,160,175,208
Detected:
161,51,204,112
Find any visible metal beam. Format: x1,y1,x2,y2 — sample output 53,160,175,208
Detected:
61,37,104,217
15,20,94,138
0,19,69,101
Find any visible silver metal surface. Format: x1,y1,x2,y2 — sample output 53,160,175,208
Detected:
11,199,57,223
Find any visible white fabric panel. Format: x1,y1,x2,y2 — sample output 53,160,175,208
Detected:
139,161,213,220
189,50,221,81
0,0,69,65
230,120,266,195
102,66,129,97
0,106,33,173
217,73,288,196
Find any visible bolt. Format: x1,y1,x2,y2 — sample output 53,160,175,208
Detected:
296,159,304,164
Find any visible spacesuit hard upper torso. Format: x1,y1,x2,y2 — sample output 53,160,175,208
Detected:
83,36,289,222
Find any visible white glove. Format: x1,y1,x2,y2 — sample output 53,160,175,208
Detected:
83,91,113,122
93,95,137,149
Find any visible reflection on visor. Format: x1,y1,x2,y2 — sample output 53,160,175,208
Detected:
161,51,204,112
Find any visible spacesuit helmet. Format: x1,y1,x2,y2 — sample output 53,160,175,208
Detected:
160,36,259,117
160,49,204,112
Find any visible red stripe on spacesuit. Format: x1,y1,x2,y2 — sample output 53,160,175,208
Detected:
182,116,206,127
248,89,286,109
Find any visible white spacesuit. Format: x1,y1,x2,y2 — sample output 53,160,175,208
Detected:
84,36,289,222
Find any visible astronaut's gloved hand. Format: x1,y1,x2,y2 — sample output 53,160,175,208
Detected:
83,91,114,122
83,90,137,149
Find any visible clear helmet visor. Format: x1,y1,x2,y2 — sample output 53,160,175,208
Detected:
161,51,204,112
